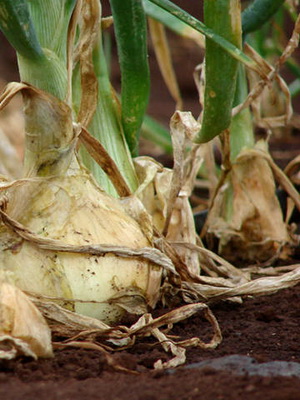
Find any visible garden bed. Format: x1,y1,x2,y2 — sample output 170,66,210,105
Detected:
1,283,300,400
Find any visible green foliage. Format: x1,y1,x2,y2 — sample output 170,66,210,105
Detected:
242,0,286,36
196,0,241,143
110,0,150,156
0,0,44,60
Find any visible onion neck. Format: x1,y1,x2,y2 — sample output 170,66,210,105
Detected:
22,88,76,178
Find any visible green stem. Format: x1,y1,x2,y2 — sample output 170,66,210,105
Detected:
26,0,77,65
17,52,68,101
195,0,241,143
110,0,150,156
230,66,255,162
17,0,76,100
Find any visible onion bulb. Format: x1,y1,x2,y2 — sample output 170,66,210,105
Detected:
0,84,161,323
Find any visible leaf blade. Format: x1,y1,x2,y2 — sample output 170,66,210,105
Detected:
0,0,44,60
110,0,150,156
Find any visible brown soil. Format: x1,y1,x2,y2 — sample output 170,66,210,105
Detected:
1,284,300,400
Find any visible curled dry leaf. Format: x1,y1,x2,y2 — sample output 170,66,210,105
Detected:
166,112,205,275
134,156,172,233
182,264,300,302
232,14,300,120
170,241,250,284
135,111,204,276
284,154,300,185
245,44,292,136
128,303,222,369
76,0,100,128
32,294,221,369
0,279,53,360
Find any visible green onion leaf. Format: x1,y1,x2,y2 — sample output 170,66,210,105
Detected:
148,0,257,72
143,0,195,38
142,115,173,155
0,0,44,60
195,0,242,143
242,0,286,36
110,0,150,156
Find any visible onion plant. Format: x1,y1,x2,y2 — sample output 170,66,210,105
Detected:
142,0,299,263
0,0,161,324
0,0,299,362
0,0,253,328
201,0,298,261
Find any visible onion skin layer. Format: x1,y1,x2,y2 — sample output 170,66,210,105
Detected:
0,164,161,323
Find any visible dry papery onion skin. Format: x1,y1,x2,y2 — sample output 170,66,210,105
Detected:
0,279,53,360
0,83,161,324
206,145,290,263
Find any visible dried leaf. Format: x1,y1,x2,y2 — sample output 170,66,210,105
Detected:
149,18,182,110
134,156,172,232
79,126,132,197
76,0,100,128
170,241,249,284
180,264,300,303
232,13,300,119
33,297,221,369
128,303,221,369
245,45,292,133
32,297,111,332
0,280,53,360
135,112,204,276
107,288,148,315
66,0,83,105
212,265,300,299
284,154,300,181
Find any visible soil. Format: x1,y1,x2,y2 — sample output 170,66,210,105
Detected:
1,285,300,400
1,1,300,399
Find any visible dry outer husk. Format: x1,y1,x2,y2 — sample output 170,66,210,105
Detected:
0,275,53,360
0,128,22,179
135,111,204,276
245,44,292,136
232,15,300,119
205,141,290,262
0,198,222,368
